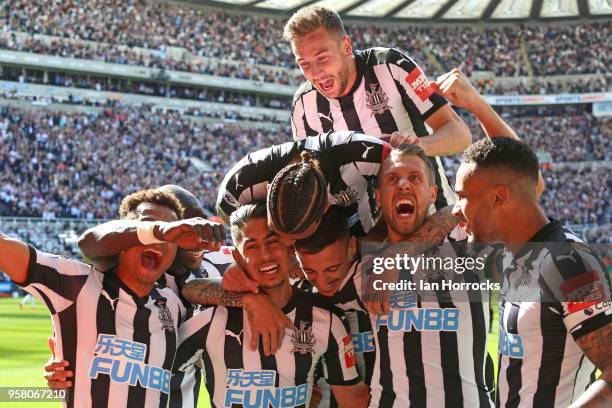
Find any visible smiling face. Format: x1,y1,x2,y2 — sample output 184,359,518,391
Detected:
296,236,356,297
118,202,178,289
235,217,293,290
292,27,354,99
376,152,437,242
453,162,499,243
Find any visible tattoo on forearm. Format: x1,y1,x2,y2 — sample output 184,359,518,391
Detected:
576,323,612,371
182,279,244,307
405,206,459,244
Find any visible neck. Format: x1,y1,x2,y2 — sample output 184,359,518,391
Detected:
116,267,155,298
261,280,293,309
503,204,549,255
339,55,357,98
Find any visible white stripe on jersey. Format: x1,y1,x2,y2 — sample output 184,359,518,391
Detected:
353,78,383,136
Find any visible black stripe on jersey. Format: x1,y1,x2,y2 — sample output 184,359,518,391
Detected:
59,302,79,408
464,269,493,406
533,305,567,407
126,297,152,407
257,339,279,387
92,276,119,408
393,79,429,137
293,299,314,394
505,303,522,408
377,326,396,405
437,298,463,407
152,290,176,408
357,312,375,385
316,93,333,133
225,308,244,370
33,286,56,314
339,96,363,133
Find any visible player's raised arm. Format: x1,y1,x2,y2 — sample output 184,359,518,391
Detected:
0,231,31,285
432,68,545,196
78,217,224,271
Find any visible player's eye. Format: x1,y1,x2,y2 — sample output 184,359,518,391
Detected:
409,175,421,182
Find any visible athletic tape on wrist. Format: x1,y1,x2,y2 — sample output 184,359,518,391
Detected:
137,221,164,245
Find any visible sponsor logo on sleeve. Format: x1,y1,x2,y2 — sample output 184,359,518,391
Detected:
560,271,605,311
342,335,356,368
405,68,433,102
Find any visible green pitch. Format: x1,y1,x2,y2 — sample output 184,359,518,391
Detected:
1,297,500,407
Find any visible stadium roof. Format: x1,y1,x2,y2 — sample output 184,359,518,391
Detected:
187,0,612,21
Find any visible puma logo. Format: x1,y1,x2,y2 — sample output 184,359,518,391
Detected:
225,329,243,346
362,143,375,159
318,112,333,123
100,290,119,311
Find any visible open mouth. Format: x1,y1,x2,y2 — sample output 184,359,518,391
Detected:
141,249,163,271
319,79,334,92
395,198,415,218
186,248,205,259
259,263,280,276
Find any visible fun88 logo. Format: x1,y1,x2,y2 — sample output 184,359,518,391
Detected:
89,334,170,393
498,329,524,358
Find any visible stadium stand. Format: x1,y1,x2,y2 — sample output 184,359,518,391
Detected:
0,0,609,246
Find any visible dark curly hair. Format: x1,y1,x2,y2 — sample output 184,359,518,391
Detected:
295,206,349,254
463,137,539,183
267,150,327,236
119,189,185,220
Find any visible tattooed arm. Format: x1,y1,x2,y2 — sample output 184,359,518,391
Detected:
181,278,294,356
182,278,245,307
404,205,458,245
570,323,612,407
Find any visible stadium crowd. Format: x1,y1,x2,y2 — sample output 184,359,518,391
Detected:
0,104,290,220
0,104,609,236
2,0,610,80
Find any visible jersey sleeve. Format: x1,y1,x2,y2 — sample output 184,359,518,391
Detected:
215,142,298,222
320,131,391,178
321,312,361,385
386,49,447,120
541,243,612,340
20,245,90,310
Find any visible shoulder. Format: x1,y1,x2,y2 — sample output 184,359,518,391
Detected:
292,81,316,105
358,47,416,68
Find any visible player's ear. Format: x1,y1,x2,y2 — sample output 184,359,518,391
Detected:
493,184,509,207
347,236,357,260
429,185,438,205
341,35,352,57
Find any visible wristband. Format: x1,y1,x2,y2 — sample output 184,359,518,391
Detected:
136,221,165,245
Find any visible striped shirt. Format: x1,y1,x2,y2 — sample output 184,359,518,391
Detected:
20,246,184,408
170,287,360,408
332,230,495,407
216,131,390,235
497,220,612,408
291,47,455,209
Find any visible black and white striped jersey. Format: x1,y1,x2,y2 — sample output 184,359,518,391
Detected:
170,287,360,408
291,47,455,209
216,131,391,235
308,261,376,408
161,246,236,408
497,220,612,408
20,246,184,408
327,230,495,407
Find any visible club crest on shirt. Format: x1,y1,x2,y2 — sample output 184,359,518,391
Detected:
154,297,175,332
365,83,391,116
292,321,316,355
